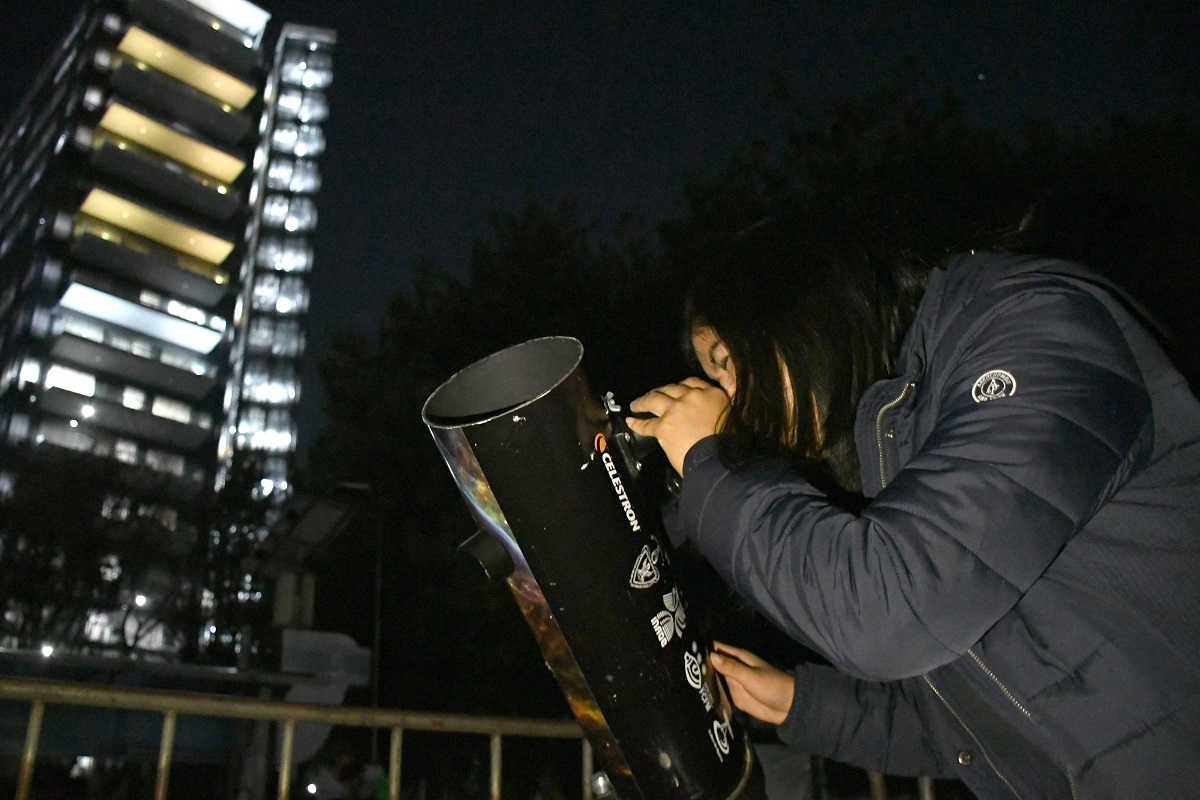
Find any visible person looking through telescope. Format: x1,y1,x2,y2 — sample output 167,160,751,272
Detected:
625,215,1200,799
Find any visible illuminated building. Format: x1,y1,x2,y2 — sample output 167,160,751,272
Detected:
0,0,334,655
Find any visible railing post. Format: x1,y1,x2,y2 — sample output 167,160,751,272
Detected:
277,718,296,800
581,739,593,800
388,726,403,800
918,776,936,800
489,733,502,800
868,771,887,800
154,709,178,800
16,699,45,800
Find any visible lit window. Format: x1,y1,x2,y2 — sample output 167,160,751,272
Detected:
265,157,320,193
256,236,313,273
276,277,309,315
273,320,304,356
45,364,96,396
100,554,122,581
298,91,329,123
61,314,105,342
19,359,41,388
293,125,325,158
252,274,279,311
151,396,191,424
283,198,316,231
243,361,298,404
122,387,146,410
114,439,138,464
39,421,94,452
281,50,332,89
277,87,303,120
282,159,320,193
261,194,290,227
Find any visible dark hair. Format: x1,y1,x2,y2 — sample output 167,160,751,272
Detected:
686,215,931,491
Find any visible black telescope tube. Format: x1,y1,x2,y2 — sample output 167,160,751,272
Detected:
423,337,763,800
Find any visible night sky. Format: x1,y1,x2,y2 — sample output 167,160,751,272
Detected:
1,1,1197,454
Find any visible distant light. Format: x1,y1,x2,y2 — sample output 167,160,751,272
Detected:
135,594,147,607
69,419,79,427
41,644,54,658
81,405,95,418
306,784,317,795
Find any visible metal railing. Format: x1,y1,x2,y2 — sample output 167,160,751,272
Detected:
0,675,590,800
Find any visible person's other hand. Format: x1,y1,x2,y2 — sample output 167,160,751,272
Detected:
709,641,795,726
626,377,730,474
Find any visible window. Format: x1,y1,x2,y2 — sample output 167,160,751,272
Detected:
261,194,290,227
298,91,329,123
242,361,298,404
252,274,279,311
122,387,146,410
39,421,94,453
270,123,325,157
256,236,312,272
281,50,332,89
293,125,325,158
114,439,138,464
145,449,185,476
267,157,320,193
151,396,191,424
45,364,96,396
60,313,104,343
272,320,304,356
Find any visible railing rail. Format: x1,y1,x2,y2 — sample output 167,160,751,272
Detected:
0,675,590,800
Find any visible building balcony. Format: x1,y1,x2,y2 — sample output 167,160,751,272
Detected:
89,138,242,221
68,222,231,308
49,332,218,401
109,60,253,147
37,386,214,451
71,186,236,269
127,0,266,78
56,274,226,355
114,26,257,111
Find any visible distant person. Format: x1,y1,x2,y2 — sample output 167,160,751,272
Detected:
627,216,1200,798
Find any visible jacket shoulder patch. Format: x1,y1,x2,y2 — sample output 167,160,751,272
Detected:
972,369,1017,403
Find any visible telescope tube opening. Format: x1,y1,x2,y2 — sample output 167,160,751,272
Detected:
423,336,583,426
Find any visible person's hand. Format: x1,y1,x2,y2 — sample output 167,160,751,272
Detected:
626,377,730,475
709,641,795,726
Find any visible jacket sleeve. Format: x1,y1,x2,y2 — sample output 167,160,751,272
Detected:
678,282,1152,680
777,665,952,778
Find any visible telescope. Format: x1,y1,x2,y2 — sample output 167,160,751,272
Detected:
423,336,764,800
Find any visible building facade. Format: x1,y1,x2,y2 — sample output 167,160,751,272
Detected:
0,0,334,656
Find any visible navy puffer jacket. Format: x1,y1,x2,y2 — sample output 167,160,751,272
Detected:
677,253,1200,798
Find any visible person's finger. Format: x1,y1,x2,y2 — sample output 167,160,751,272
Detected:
624,415,658,437
709,650,757,685
712,641,768,668
629,383,694,413
680,376,718,391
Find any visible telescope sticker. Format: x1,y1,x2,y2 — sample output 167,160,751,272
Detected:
685,642,716,711
709,709,734,762
630,542,663,589
594,433,642,532
651,586,687,647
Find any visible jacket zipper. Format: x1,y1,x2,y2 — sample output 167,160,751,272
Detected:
967,650,1079,800
875,381,915,490
875,380,1071,798
922,673,1024,800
